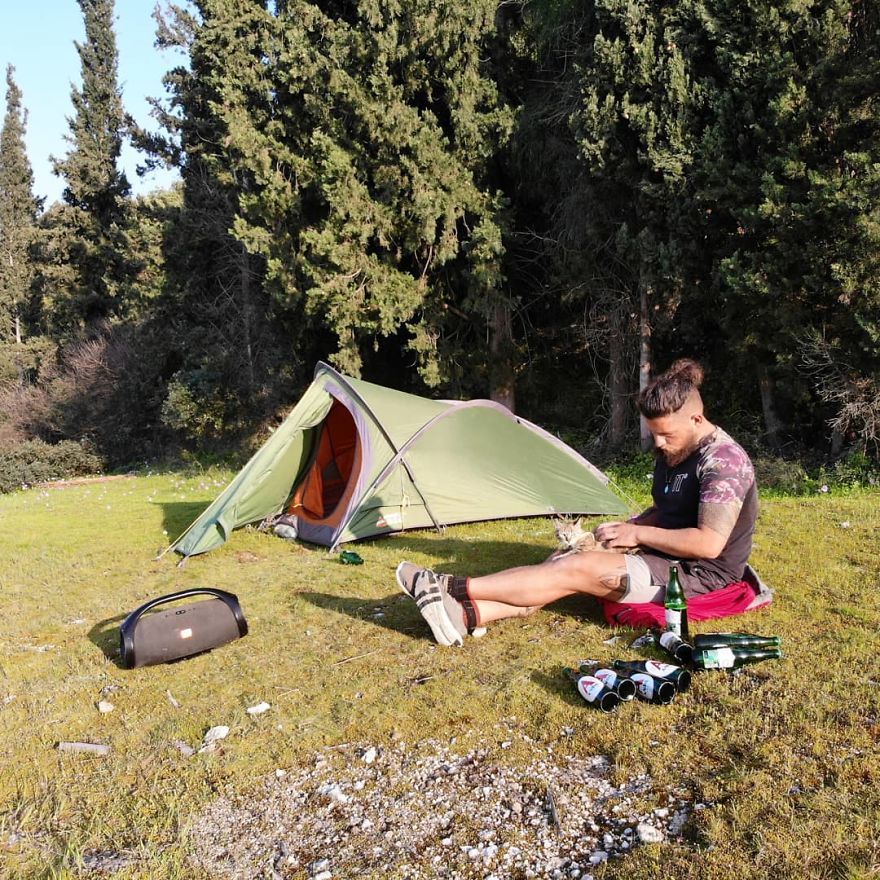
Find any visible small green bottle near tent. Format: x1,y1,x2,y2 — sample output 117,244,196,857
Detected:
166,362,627,559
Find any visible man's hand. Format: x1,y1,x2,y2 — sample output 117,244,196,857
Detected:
594,521,641,550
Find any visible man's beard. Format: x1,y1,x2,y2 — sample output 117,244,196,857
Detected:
656,440,699,468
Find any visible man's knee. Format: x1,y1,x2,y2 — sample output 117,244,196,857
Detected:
553,551,630,598
597,570,629,600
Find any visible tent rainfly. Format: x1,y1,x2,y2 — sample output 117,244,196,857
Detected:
170,362,628,557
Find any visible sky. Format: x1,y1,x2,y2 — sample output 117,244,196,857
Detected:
0,2,186,207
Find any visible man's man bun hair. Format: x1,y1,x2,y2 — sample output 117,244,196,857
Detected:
666,358,704,389
638,358,705,418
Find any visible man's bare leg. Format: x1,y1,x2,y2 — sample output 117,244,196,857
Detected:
396,551,631,643
470,599,541,625
467,551,630,624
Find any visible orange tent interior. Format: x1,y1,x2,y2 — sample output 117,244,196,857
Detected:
288,400,361,526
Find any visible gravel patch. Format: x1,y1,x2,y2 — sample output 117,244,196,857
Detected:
190,730,694,879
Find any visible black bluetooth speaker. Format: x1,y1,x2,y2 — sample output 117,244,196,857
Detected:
119,588,248,668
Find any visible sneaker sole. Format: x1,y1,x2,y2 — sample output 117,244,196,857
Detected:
397,562,464,647
395,561,415,598
414,581,463,647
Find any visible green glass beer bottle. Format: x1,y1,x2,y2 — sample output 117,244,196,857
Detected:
577,662,637,701
612,659,692,694
693,633,781,650
563,667,621,712
692,646,783,670
664,563,689,640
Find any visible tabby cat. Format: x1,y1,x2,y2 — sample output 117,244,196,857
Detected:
553,517,639,555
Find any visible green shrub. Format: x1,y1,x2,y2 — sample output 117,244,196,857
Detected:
0,337,57,388
604,449,880,500
753,456,814,495
752,451,880,496
161,369,239,443
603,451,657,502
0,440,104,494
824,450,880,489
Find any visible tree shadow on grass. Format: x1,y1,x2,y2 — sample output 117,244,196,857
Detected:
363,534,612,628
365,532,553,575
154,500,212,544
546,593,609,626
299,582,609,643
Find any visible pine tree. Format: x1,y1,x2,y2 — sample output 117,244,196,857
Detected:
683,0,880,449
0,65,41,344
521,0,700,447
136,0,295,436
48,0,133,330
213,0,518,394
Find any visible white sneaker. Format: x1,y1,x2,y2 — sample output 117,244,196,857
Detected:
397,563,463,647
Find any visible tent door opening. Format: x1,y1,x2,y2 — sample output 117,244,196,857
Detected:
288,399,361,525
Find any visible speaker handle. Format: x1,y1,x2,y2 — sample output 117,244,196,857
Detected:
120,588,248,668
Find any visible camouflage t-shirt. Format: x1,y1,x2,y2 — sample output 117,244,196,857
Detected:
642,427,758,596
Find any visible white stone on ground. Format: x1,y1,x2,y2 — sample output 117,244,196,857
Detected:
636,822,665,844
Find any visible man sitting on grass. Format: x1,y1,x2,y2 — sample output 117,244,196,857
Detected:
396,359,760,646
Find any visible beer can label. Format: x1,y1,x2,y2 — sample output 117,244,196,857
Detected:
645,660,679,677
700,647,736,669
631,673,654,699
577,676,606,703
665,609,682,634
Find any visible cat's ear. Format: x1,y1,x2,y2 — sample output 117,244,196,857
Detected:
574,517,582,528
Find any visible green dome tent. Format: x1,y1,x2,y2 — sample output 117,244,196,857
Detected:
170,362,628,558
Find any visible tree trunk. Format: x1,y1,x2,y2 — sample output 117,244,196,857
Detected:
14,312,22,345
608,307,628,447
639,279,653,451
758,367,783,449
239,243,255,396
489,298,516,411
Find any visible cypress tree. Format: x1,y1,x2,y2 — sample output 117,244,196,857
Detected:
49,0,133,330
216,0,518,394
134,1,300,440
0,65,41,344
529,0,877,451
795,0,880,452
684,0,880,449
522,0,700,447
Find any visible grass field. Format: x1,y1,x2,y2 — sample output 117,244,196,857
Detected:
0,466,879,879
